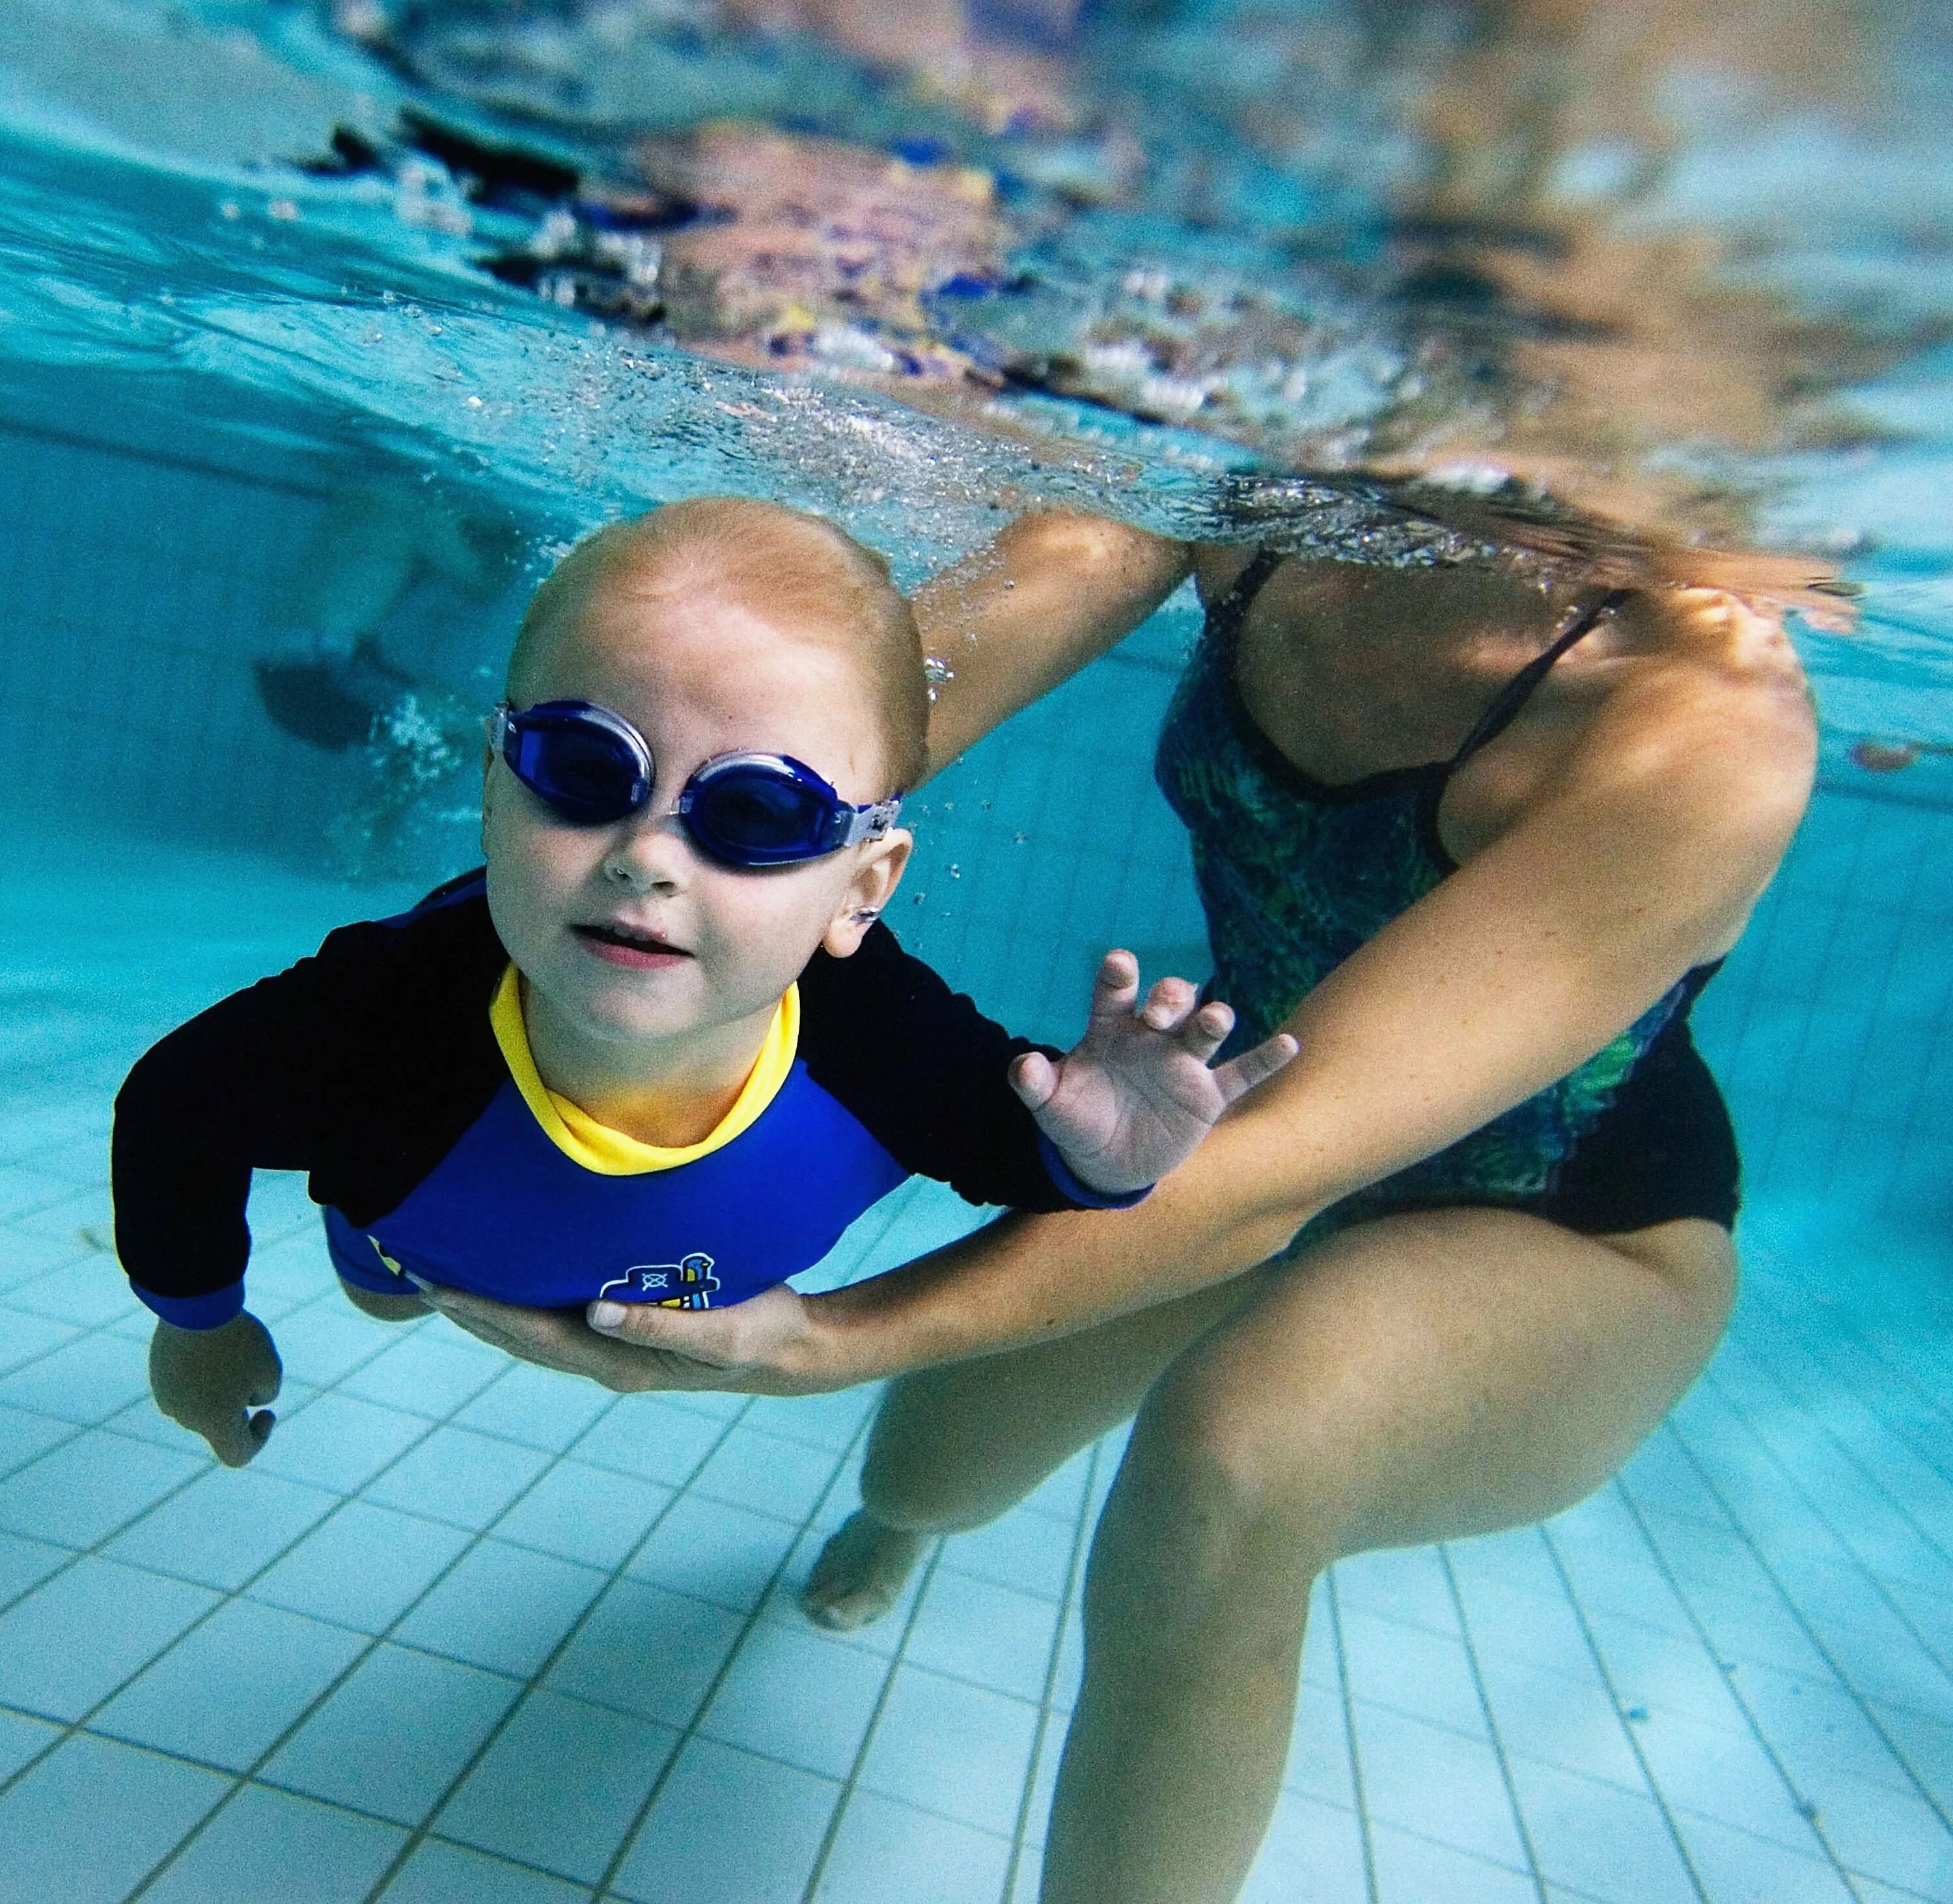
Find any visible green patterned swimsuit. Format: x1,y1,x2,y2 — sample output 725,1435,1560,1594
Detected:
1156,551,1739,1239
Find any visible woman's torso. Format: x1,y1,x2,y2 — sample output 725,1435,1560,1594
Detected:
1157,547,1719,1218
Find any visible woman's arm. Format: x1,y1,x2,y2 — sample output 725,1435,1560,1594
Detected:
426,591,1812,1393
911,512,1192,775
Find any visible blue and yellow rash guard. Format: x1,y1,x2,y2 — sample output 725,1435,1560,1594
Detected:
112,869,1134,1331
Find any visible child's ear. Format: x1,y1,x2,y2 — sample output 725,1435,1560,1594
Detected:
822,831,912,958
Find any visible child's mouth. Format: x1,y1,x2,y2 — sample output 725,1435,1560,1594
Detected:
574,922,694,970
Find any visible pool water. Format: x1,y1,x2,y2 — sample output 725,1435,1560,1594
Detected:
1,1,1951,1900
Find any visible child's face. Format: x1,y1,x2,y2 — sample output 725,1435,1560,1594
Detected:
482,573,911,1053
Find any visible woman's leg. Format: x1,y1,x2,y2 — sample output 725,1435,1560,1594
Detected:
1042,1206,1735,1904
805,1276,1254,1627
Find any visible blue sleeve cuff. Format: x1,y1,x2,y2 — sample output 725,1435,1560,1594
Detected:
132,1280,245,1331
1037,1133,1153,1211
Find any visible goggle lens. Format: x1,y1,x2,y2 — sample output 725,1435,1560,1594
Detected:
684,764,834,866
495,701,893,868
512,722,644,824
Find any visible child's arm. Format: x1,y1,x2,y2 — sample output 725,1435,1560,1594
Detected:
1009,952,1297,1196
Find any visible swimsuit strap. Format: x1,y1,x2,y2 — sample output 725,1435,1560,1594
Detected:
1446,587,1634,771
1208,547,1288,658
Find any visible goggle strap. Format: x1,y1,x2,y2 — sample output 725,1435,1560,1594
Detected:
839,795,902,847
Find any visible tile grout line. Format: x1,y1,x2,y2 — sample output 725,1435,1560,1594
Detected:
999,1438,1105,1904
1650,1408,1953,1840
1707,1336,1953,1625
793,1536,951,1904
353,1392,777,1904
106,1341,661,1903
1557,1476,1869,1894
574,1394,893,1904
0,1292,494,1803
1533,1506,1715,1904
1436,1543,1551,1904
1693,1353,1953,1653
1324,1568,1381,1904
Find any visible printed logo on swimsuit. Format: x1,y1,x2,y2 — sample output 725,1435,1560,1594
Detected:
598,1252,722,1310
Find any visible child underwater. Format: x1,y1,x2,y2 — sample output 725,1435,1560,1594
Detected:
112,499,1297,1465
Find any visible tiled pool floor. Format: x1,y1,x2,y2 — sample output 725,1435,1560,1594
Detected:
1,838,1950,1904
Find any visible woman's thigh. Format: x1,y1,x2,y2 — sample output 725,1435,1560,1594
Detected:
1123,1205,1736,1566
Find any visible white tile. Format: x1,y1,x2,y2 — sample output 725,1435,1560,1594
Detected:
613,1734,839,1904
1669,1810,1859,1904
1282,1679,1358,1810
941,1506,1077,1601
140,1780,408,1904
252,1393,430,1493
742,1385,878,1454
394,1539,606,1679
0,1310,84,1378
270,1304,406,1388
546,1578,747,1729
1796,1765,1953,1898
626,1491,798,1613
1334,1545,1462,1636
493,1458,674,1572
700,1620,892,1779
1476,1653,1648,1791
249,1500,474,1635
858,1664,1040,1835
365,1427,553,1532
454,1364,615,1452
94,1596,368,1771
691,1426,843,1521
0,1554,218,1719
1348,1700,1528,1870
0,1403,76,1479
814,1789,1012,1904
0,1731,229,1904
1338,1607,1489,1739
572,1396,726,1486
1233,1788,1366,1901
1506,1755,1699,1904
1368,1823,1538,1904
435,1689,680,1883
381,1840,589,1904
904,1567,1062,1703
262,1642,522,1827
340,1331,507,1418
1633,1702,1829,1853
3,1258,137,1329
0,1426,202,1548
1583,1610,1751,1733
105,1466,338,1590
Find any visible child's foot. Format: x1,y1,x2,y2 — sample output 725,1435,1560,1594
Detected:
801,1511,926,1631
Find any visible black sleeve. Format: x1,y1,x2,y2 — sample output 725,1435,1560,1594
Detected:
111,923,398,1318
796,925,1141,1213
111,889,510,1325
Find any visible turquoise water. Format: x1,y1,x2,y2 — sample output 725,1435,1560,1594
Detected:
1,3,1952,1900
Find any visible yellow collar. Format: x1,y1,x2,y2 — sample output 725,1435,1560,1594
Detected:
490,966,799,1175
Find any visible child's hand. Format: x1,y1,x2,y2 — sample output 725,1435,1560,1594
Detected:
148,1313,283,1468
1010,951,1299,1196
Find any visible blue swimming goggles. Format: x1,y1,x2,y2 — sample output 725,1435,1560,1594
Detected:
490,698,903,869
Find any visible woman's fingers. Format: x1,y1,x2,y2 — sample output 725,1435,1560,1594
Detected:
1211,1032,1299,1106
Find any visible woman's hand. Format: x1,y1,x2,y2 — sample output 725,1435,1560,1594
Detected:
1012,952,1299,1194
413,1279,842,1395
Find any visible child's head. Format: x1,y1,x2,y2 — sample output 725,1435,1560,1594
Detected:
484,498,926,1055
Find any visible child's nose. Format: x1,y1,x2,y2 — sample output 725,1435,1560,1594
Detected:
600,807,694,891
